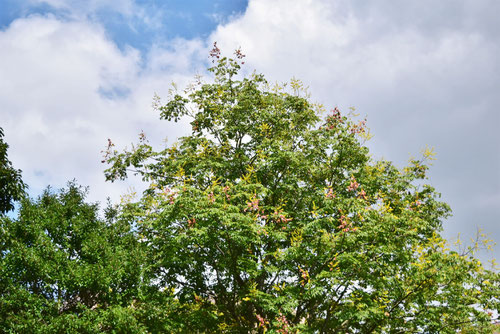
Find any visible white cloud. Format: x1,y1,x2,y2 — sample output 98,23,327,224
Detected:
210,0,500,261
0,14,199,205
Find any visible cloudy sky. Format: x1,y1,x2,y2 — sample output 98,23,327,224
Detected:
1,0,498,262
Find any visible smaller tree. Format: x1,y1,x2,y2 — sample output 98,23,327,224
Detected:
0,183,147,333
0,127,26,214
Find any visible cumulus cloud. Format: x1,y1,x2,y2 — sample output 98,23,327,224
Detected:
210,0,500,261
0,14,202,204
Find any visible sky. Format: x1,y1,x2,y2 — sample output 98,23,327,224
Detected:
1,0,498,263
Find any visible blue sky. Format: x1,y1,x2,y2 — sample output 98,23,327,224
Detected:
0,0,248,51
1,0,499,263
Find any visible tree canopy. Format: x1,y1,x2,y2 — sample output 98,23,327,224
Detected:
0,183,148,333
102,46,499,333
1,46,498,333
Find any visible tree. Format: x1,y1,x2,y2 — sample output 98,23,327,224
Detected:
0,183,148,333
103,45,499,333
0,127,26,214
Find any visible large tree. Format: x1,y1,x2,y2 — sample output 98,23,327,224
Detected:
104,46,499,333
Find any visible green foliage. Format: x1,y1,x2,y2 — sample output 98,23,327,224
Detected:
0,127,26,214
0,183,149,333
102,46,499,333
